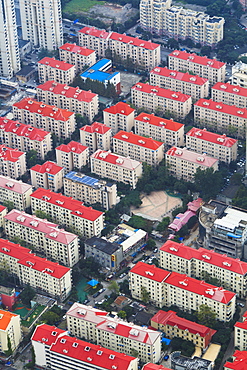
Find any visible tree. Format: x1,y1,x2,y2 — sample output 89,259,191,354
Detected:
19,285,36,307
26,149,43,169
35,209,53,221
41,311,60,325
141,286,150,303
2,200,14,211
194,168,223,202
130,349,139,358
196,304,217,327
4,335,12,356
201,271,221,286
146,238,156,250
157,217,170,232
117,310,127,319
109,280,120,295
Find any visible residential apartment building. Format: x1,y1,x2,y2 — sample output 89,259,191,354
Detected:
80,122,112,155
90,150,143,189
194,99,247,138
64,171,117,210
168,50,226,85
37,81,98,122
13,98,75,139
103,102,135,135
160,240,247,298
0,117,52,160
129,261,236,322
131,83,192,119
78,27,161,70
134,113,184,147
56,141,89,174
32,324,138,370
30,188,104,238
30,161,64,192
0,206,7,232
186,128,237,164
59,43,96,73
224,350,247,370
113,131,164,166
0,310,21,352
165,146,218,182
4,210,79,267
150,67,209,100
19,0,63,50
0,175,32,211
151,310,216,349
66,303,162,363
211,82,247,108
230,61,247,88
235,313,247,351
38,57,76,85
0,145,26,179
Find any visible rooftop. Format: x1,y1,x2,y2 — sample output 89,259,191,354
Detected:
130,261,171,282
18,255,70,279
91,150,142,170
0,175,32,194
212,82,247,97
135,113,184,131
0,117,50,142
38,57,74,71
224,350,247,370
169,50,225,69
113,130,164,150
166,146,218,167
104,102,135,116
59,43,95,56
85,236,120,255
80,121,111,135
131,83,191,102
31,161,63,175
56,141,88,154
0,145,24,162
65,172,113,189
186,127,237,147
142,365,171,370
0,310,19,331
214,206,247,233
31,324,66,346
194,99,247,118
150,67,208,86
81,59,119,83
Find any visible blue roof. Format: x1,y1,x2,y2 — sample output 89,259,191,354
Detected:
81,59,120,83
65,171,100,187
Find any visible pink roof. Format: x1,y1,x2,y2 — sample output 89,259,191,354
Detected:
59,43,95,56
38,57,74,71
56,141,88,154
142,364,171,370
194,99,247,118
224,350,247,370
130,261,171,282
80,121,111,134
104,102,134,116
186,127,237,147
0,175,32,194
0,117,50,142
109,31,160,50
31,188,103,222
212,82,247,97
32,324,66,346
31,161,63,175
13,98,74,121
187,197,203,212
169,210,195,232
166,146,218,167
79,26,110,39
135,112,184,132
131,83,191,102
37,81,97,103
18,255,70,279
0,145,24,162
91,150,142,170
150,67,208,86
169,50,225,69
113,130,163,150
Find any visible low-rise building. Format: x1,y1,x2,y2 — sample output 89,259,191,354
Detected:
165,146,218,182
80,122,112,154
103,102,135,135
0,175,32,211
38,57,76,84
30,161,64,192
134,113,184,147
224,350,247,370
90,150,143,189
56,141,89,174
0,117,52,160
0,145,26,179
131,83,192,119
0,310,21,352
59,43,96,73
185,128,237,164
171,352,213,370
230,61,247,88
211,82,247,108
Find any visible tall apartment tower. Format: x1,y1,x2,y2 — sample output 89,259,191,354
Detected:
20,0,63,50
140,0,171,34
0,0,20,78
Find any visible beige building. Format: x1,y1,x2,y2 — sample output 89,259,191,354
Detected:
90,150,143,189
13,98,75,140
0,175,32,211
30,188,104,238
64,171,117,210
36,80,98,123
103,102,135,135
113,130,164,166
0,206,7,232
80,121,112,154
66,303,162,363
56,141,89,174
0,310,21,352
231,61,247,88
59,43,96,73
0,117,52,160
211,82,247,108
168,50,226,85
235,313,247,351
194,99,247,138
4,210,79,268
134,112,184,147
150,67,209,100
129,261,236,322
131,82,192,119
0,145,26,179
186,128,237,164
38,57,76,84
165,146,219,182
30,161,64,192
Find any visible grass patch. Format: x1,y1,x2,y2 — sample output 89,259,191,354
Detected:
63,0,104,13
21,305,45,327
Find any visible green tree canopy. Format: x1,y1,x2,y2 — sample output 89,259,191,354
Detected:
194,168,223,202
141,286,150,303
196,304,217,327
19,285,36,307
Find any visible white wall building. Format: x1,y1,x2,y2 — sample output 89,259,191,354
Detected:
0,175,32,211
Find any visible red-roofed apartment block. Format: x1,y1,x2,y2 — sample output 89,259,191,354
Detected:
131,83,192,119
59,43,96,73
0,117,52,160
30,161,64,192
0,309,21,352
36,81,98,123
134,112,184,147
80,122,112,154
212,82,247,108
168,50,226,85
0,175,32,211
224,350,247,370
38,57,76,84
0,145,26,179
13,98,75,139
30,188,104,238
234,313,247,350
150,66,209,100
56,141,89,173
113,130,164,166
186,127,237,163
103,102,135,134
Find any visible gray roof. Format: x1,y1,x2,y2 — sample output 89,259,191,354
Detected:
85,236,120,255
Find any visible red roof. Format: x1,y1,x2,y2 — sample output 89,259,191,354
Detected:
0,238,31,260
38,57,74,71
31,188,103,222
0,205,6,213
0,310,19,331
130,261,170,282
235,320,247,330
80,121,111,134
224,350,247,370
194,99,247,118
0,145,24,162
13,98,74,121
56,141,88,154
166,146,218,167
104,102,135,116
135,112,184,132
186,127,237,147
31,324,66,346
37,81,97,103
59,43,95,56
142,364,171,370
169,50,225,69
0,175,32,194
212,82,247,97
113,130,163,150
150,67,208,86
91,150,142,170
131,83,191,102
79,26,110,39
109,31,160,50
0,117,50,141
31,161,63,175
